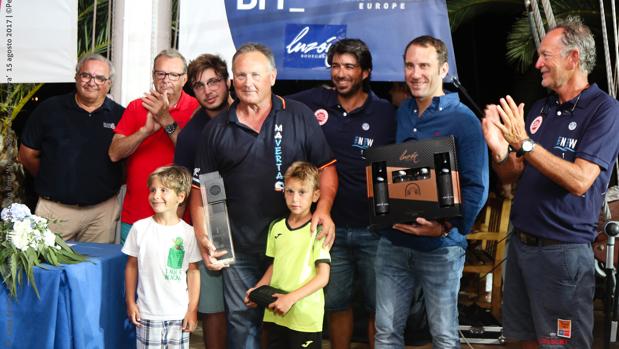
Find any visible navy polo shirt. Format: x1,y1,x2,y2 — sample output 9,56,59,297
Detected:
174,108,213,174
21,92,125,205
385,92,489,251
512,84,619,243
193,95,335,254
289,87,396,227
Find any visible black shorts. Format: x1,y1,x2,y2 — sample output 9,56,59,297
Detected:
266,322,322,349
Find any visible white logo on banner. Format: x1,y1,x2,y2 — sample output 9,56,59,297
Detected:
236,0,305,13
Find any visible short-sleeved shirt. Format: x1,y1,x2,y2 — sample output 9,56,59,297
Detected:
122,216,202,320
511,84,619,243
385,93,489,251
174,108,213,175
175,107,214,223
21,93,124,205
288,87,396,227
114,91,198,224
192,95,335,254
263,217,330,332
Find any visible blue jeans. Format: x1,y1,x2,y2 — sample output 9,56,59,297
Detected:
222,252,271,349
375,237,465,349
324,226,379,312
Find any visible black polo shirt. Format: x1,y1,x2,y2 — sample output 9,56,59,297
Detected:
193,95,335,254
289,87,396,227
21,92,125,205
174,107,212,174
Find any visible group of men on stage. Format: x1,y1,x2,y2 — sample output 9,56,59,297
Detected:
17,14,619,348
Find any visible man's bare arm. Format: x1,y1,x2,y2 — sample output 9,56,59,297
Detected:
495,95,600,195
18,144,41,176
312,164,338,248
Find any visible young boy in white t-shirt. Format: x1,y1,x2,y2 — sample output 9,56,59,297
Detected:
123,165,202,349
244,161,331,348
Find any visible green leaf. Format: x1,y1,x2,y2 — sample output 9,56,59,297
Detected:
8,253,17,297
448,0,522,30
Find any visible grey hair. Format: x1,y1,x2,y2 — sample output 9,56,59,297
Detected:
232,43,276,70
75,53,114,80
551,16,596,74
154,48,188,72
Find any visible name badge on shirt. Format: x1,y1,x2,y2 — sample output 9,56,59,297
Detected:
103,122,116,130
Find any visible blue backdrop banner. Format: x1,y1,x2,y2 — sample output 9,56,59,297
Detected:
179,0,456,81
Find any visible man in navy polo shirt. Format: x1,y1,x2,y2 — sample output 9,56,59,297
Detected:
374,36,489,348
289,38,395,349
189,43,337,349
484,17,619,348
19,53,124,243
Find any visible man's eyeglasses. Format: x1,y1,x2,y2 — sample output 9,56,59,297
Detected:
192,77,223,91
77,72,110,84
153,70,185,81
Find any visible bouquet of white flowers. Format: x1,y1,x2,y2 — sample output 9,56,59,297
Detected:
0,203,87,298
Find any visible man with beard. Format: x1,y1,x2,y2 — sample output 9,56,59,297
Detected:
19,53,124,243
374,35,488,348
109,49,199,244
174,53,232,349
289,38,396,349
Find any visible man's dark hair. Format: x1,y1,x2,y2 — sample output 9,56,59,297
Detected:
403,35,448,66
327,38,373,90
187,54,229,86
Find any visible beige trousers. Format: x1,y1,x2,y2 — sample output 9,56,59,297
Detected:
35,195,120,243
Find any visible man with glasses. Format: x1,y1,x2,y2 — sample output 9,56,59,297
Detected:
109,49,199,244
19,53,124,243
174,53,232,349
288,38,395,349
190,43,337,349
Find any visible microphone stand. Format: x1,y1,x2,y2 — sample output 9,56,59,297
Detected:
450,76,484,119
604,221,619,349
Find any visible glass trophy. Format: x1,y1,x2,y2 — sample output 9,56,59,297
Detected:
199,171,235,265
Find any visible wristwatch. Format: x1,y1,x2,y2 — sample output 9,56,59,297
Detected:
164,121,178,135
516,138,536,157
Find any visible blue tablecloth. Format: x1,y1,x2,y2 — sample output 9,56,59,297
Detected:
0,243,135,349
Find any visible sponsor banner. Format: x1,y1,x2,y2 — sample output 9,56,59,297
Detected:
179,0,456,81
0,0,77,83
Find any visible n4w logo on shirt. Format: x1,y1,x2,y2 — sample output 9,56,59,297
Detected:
352,136,374,150
554,136,577,153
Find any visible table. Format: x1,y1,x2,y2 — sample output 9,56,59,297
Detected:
0,243,135,349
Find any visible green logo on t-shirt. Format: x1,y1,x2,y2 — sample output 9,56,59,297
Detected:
167,237,185,269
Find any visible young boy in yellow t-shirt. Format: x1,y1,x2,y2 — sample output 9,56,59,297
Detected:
244,161,331,348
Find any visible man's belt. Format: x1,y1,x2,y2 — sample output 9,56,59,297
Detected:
40,195,107,208
515,229,564,247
